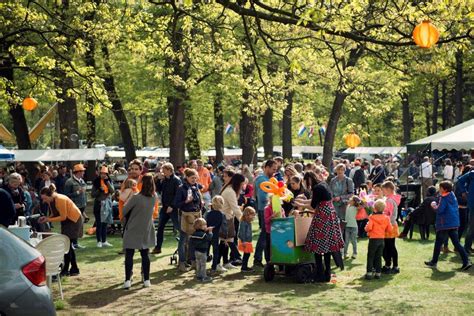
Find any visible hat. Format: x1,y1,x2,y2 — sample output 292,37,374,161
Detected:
100,166,109,174
73,164,86,173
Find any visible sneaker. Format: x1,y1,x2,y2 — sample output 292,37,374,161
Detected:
398,233,407,239
374,273,381,279
461,262,472,271
143,280,151,288
381,266,391,274
351,254,357,259
224,263,237,269
231,259,242,266
123,280,131,289
216,264,228,272
390,267,400,274
207,255,213,262
152,248,162,254
75,244,86,249
69,270,80,276
241,267,255,273
344,254,349,259
253,261,264,268
72,244,78,250
201,276,212,283
102,241,113,247
178,263,190,272
97,242,102,248
424,261,437,269
365,273,374,280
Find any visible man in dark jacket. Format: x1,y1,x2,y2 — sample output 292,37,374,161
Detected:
153,162,182,254
0,188,15,227
369,159,386,185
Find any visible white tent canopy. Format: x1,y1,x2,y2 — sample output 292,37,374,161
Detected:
14,148,106,162
343,147,406,155
0,145,15,161
407,119,474,151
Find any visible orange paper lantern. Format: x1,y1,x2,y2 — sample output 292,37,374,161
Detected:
344,132,361,149
412,21,439,49
22,97,38,111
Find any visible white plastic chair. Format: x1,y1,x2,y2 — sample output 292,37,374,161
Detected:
36,234,70,300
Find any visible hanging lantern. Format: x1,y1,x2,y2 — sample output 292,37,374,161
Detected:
22,97,38,111
412,20,439,49
344,132,361,149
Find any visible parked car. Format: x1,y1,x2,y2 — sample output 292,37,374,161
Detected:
0,226,56,316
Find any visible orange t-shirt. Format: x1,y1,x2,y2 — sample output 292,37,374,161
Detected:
197,168,211,193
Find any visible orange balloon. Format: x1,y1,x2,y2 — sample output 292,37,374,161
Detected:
22,97,38,111
413,21,439,49
259,177,286,197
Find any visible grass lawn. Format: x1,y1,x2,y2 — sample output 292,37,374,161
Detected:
53,221,473,315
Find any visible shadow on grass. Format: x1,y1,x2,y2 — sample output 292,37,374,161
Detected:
428,269,456,281
346,273,395,293
343,259,363,271
69,283,141,308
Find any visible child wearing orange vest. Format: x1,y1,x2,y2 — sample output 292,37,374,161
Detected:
365,199,392,280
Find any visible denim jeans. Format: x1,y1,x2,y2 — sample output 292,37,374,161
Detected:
195,251,207,279
432,229,469,265
344,227,358,256
94,201,107,243
254,209,266,263
464,207,474,252
156,207,179,249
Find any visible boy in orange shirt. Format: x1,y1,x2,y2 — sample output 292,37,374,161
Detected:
365,199,393,280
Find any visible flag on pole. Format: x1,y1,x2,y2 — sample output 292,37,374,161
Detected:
297,124,306,137
225,123,234,134
308,127,314,138
319,125,326,136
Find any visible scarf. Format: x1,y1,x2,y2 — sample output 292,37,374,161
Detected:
100,179,109,194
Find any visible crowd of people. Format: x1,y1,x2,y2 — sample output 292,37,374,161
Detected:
0,154,473,287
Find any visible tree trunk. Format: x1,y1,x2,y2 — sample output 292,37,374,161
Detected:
185,108,201,160
282,89,294,160
55,69,79,149
84,2,96,151
168,95,186,166
454,50,463,124
263,108,273,159
0,45,32,149
441,80,448,129
425,100,431,136
240,64,257,166
140,115,147,148
214,93,224,164
100,45,136,161
322,46,364,168
401,92,411,144
432,83,439,134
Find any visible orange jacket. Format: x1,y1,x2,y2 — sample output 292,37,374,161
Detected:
48,194,82,223
365,213,392,239
197,167,211,193
118,178,159,220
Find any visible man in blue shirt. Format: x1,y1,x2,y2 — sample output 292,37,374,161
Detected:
254,159,278,267
457,168,474,254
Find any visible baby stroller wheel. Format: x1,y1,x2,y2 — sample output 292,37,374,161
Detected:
170,253,178,265
263,264,275,282
296,264,313,283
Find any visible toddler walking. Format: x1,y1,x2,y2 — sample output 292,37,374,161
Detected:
365,199,392,280
189,218,214,282
205,195,227,274
344,196,362,259
238,206,257,272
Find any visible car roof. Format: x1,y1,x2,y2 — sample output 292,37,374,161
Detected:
0,226,40,268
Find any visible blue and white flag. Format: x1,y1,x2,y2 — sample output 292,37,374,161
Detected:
308,127,314,138
225,123,234,134
297,124,306,137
